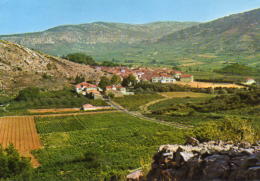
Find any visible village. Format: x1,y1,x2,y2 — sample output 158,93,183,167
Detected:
75,66,193,97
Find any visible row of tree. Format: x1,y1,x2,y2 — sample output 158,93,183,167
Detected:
98,74,137,91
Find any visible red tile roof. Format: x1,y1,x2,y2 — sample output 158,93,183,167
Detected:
180,74,193,78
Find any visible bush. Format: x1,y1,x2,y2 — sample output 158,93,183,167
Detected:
193,116,258,143
0,144,32,180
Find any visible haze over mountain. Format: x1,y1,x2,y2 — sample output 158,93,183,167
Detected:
0,40,101,91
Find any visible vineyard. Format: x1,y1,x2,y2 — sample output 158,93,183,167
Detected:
32,112,186,180
0,116,42,167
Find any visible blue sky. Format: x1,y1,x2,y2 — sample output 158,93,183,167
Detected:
0,0,259,35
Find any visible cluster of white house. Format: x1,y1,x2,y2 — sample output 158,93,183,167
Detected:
75,82,132,99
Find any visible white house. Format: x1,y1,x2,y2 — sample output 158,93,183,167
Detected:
152,76,176,83
245,78,256,85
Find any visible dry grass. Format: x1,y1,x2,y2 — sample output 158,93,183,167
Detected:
159,92,211,98
175,81,244,89
28,108,81,114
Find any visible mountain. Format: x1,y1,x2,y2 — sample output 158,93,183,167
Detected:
0,40,101,92
158,8,260,56
0,21,199,58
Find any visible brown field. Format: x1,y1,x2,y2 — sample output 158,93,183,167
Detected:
159,92,211,98
175,81,244,89
0,116,41,167
28,108,81,114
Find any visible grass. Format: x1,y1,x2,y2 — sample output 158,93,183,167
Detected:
32,112,186,180
113,93,164,111
148,97,211,112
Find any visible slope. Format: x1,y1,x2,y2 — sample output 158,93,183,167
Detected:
0,40,102,92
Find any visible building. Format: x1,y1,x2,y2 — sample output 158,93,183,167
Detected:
244,78,256,85
82,104,111,111
152,76,176,83
180,74,194,82
75,82,98,95
106,85,126,93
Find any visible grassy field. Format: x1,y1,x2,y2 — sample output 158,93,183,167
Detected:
113,93,164,111
32,112,186,180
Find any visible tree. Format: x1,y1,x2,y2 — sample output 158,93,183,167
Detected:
63,53,96,65
0,144,32,179
15,87,40,101
75,75,85,84
122,74,137,87
110,75,121,85
98,76,110,91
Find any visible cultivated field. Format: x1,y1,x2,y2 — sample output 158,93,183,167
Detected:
175,81,244,88
28,108,81,114
159,92,210,98
32,112,185,180
0,116,42,167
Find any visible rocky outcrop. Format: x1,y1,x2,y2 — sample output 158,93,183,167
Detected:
146,139,260,181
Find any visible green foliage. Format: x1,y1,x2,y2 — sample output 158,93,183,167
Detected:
1,88,107,116
63,53,96,65
122,74,137,87
33,112,185,180
192,89,260,112
110,74,121,85
74,75,85,84
0,144,32,180
15,87,40,101
215,63,258,75
193,117,258,143
113,93,163,111
98,76,110,91
100,61,120,67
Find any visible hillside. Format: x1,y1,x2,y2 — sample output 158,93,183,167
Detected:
152,8,260,66
0,21,198,58
0,40,102,92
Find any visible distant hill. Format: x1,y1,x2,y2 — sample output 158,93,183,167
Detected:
0,21,198,57
158,8,260,56
0,40,101,92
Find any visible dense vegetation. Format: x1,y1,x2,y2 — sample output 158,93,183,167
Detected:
0,144,32,180
148,90,260,130
193,116,258,143
113,93,163,111
32,112,185,180
0,87,107,116
215,63,258,76
63,53,96,65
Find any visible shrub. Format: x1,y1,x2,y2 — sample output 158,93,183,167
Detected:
0,144,32,180
193,116,258,143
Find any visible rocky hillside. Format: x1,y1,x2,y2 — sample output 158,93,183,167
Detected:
0,40,101,92
0,22,198,58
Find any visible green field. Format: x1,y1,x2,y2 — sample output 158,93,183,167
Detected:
113,93,164,111
32,112,186,180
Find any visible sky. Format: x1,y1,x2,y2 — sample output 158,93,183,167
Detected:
0,0,259,35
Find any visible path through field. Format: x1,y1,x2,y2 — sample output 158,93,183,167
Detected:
0,116,41,167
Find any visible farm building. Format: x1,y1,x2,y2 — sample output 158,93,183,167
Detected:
82,104,111,111
244,78,256,85
180,74,194,82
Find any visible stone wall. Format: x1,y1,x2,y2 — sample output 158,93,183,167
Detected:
145,139,260,181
